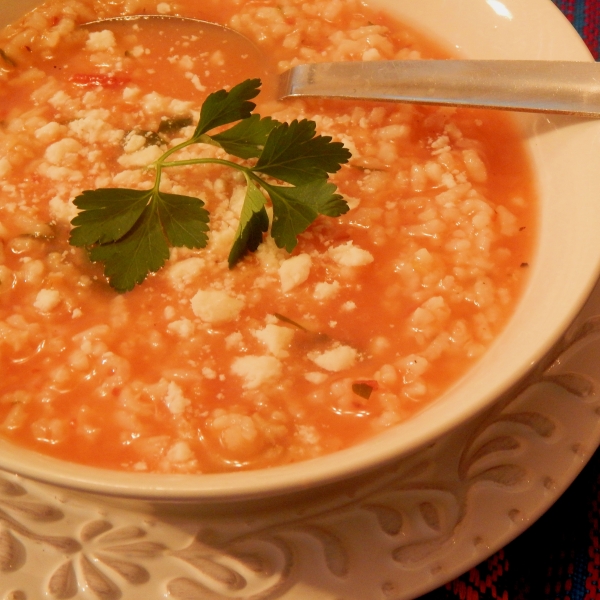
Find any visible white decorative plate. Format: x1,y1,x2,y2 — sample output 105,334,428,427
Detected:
2,276,600,599
2,0,600,597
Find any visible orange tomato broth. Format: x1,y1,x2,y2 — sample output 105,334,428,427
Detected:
0,0,535,473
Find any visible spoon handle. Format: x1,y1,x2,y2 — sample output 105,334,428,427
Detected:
279,60,600,116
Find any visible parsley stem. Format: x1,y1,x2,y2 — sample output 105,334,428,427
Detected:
160,157,250,173
150,139,198,194
157,139,195,164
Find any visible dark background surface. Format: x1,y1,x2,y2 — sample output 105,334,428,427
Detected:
422,448,600,598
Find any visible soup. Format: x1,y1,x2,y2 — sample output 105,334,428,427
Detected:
0,0,535,473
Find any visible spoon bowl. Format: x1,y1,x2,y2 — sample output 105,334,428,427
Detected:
84,14,259,47
83,14,275,97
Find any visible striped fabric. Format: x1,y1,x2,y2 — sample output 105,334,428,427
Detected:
421,1,600,598
553,0,600,58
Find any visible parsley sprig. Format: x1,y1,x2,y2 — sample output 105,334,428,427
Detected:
69,79,351,292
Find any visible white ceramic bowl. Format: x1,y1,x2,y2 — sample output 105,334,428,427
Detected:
1,0,599,502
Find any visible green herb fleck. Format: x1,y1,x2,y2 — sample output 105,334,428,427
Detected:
0,49,16,68
157,116,194,134
352,382,375,400
273,313,309,331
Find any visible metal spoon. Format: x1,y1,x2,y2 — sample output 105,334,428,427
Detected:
86,16,600,117
279,60,600,117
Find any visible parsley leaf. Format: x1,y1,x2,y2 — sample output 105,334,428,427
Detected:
228,179,269,267
262,180,349,252
88,204,170,292
70,188,150,246
156,191,210,248
211,114,278,159
70,78,352,292
192,78,261,138
254,119,352,185
70,189,209,292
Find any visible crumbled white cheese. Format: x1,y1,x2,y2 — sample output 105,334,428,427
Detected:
122,133,147,154
129,45,145,58
314,280,340,300
117,145,163,168
44,138,82,166
165,440,195,463
328,241,374,267
39,165,83,182
33,289,61,313
308,344,357,372
166,318,195,338
362,47,381,61
48,90,71,109
141,92,170,115
305,371,328,384
112,170,144,187
296,424,321,445
69,109,122,144
202,367,217,379
410,296,450,330
34,121,63,143
0,158,10,179
462,148,488,183
376,124,409,140
191,289,244,324
344,195,361,210
229,185,247,213
49,196,78,223
211,412,258,451
86,30,116,52
441,172,456,189
176,55,194,70
163,381,190,415
279,253,312,292
210,50,225,66
252,324,294,358
230,355,282,389
157,2,171,14
225,332,243,349
169,99,193,114
256,235,286,272
123,86,141,101
185,72,206,92
396,354,430,380
496,205,519,236
167,257,205,290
